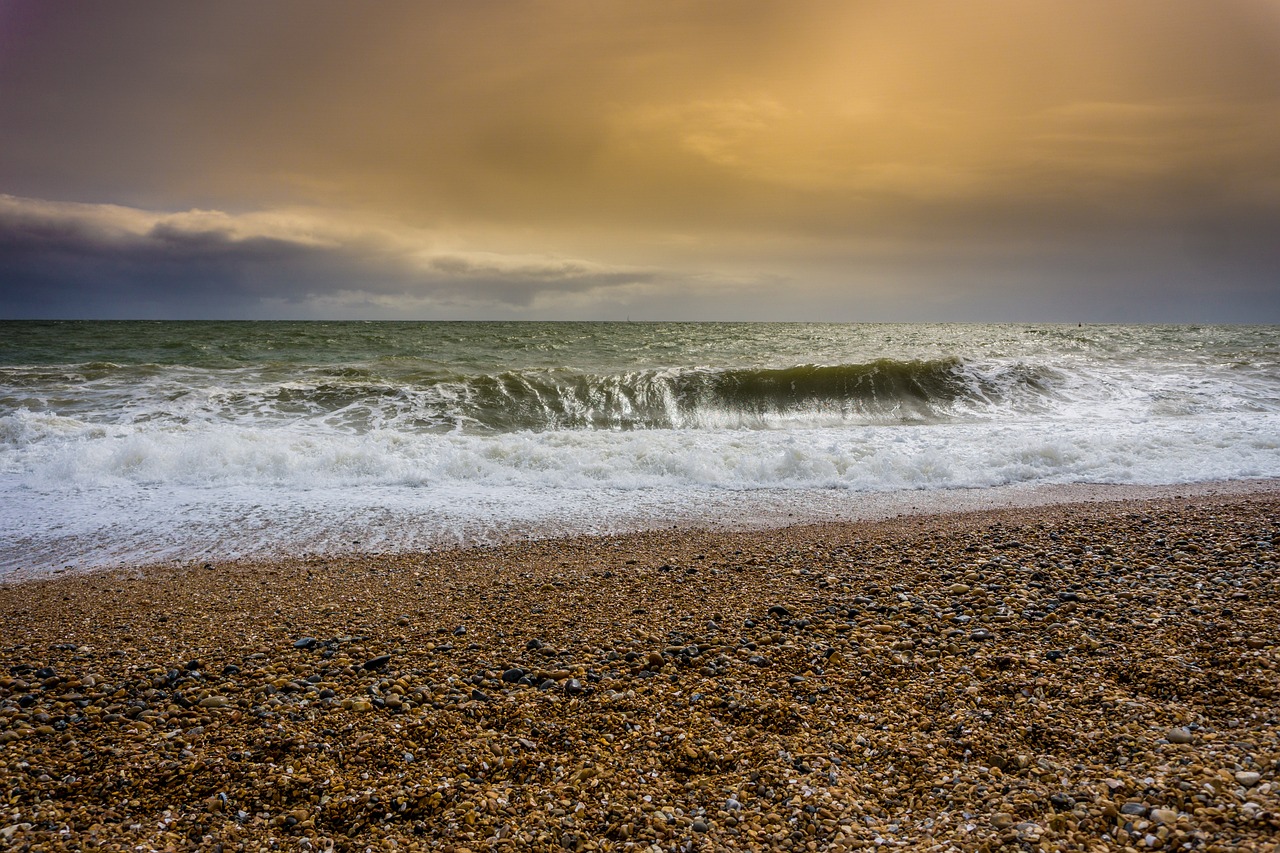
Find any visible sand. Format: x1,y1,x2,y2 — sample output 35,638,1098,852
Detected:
1,490,1278,850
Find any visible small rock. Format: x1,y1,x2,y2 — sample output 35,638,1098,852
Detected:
767,605,791,619
991,813,1015,828
692,819,709,833
1166,727,1193,744
564,678,585,695
470,689,490,702
948,583,970,594
198,696,229,709
501,668,526,683
1150,808,1178,825
293,638,317,649
362,655,392,671
1119,803,1147,817
1048,792,1075,811
1235,771,1261,787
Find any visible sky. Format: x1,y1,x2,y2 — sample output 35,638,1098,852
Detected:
1,0,1278,321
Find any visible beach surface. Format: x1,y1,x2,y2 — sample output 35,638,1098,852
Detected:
2,490,1278,851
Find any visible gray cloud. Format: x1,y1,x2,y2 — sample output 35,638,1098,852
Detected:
2,2,1279,320
0,196,661,318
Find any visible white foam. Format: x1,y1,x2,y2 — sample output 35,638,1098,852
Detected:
2,408,1279,575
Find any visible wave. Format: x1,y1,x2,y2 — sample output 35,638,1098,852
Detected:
0,357,1068,434
440,358,1060,431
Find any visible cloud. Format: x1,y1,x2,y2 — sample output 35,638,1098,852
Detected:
2,3,1279,320
0,195,660,318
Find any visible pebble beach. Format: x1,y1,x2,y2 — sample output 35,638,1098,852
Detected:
2,492,1278,851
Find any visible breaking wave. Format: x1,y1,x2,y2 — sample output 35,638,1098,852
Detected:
1,357,1066,435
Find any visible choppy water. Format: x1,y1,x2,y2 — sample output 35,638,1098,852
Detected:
2,321,1278,574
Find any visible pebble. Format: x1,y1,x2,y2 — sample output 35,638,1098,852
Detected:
0,493,1276,851
1235,771,1261,787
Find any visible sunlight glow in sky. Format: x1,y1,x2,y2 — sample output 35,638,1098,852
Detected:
2,0,1278,320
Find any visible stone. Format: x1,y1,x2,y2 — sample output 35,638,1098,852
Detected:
362,655,392,671
293,637,317,649
1235,771,1261,787
1166,727,1193,744
2,489,1278,851
1048,792,1075,811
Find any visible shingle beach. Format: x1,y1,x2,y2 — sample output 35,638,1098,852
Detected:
2,493,1278,851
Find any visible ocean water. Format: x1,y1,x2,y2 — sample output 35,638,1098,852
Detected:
2,321,1278,574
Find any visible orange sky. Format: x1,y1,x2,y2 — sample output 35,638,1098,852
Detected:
1,0,1278,319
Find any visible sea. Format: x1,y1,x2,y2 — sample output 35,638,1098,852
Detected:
1,321,1278,577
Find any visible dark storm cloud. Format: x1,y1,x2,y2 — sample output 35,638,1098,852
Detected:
0,197,660,319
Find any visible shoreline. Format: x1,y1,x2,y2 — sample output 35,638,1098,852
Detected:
1,489,1277,849
5,477,1279,584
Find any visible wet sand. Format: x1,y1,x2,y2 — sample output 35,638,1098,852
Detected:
1,490,1278,850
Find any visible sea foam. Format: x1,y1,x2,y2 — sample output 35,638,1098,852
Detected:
2,321,1278,573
